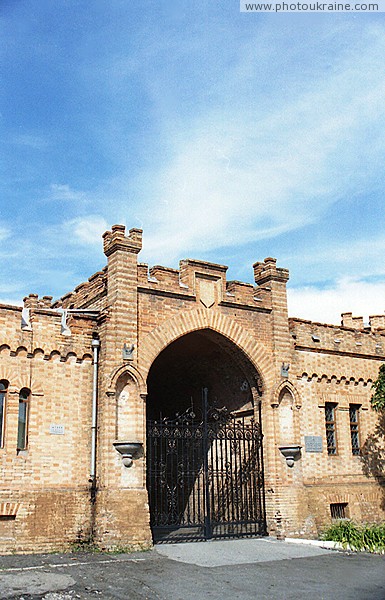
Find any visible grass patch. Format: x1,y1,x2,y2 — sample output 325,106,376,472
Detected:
322,520,385,553
108,542,152,554
70,539,102,553
69,538,152,554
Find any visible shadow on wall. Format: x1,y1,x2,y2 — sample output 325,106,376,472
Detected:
360,410,385,512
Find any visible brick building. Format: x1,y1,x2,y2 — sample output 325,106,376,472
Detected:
0,224,384,553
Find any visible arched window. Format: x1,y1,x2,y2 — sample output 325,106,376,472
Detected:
0,380,8,448
17,388,30,451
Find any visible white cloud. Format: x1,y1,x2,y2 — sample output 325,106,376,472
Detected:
288,277,385,325
0,226,10,242
48,184,87,202
281,234,385,289
63,216,109,245
10,133,48,150
287,236,385,270
135,23,385,265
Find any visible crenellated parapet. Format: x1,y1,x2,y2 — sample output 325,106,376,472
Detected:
52,267,108,310
24,294,53,309
225,280,272,309
253,257,290,286
103,224,142,257
48,225,279,315
137,257,274,312
340,312,385,333
290,317,385,359
0,302,97,358
137,263,193,296
369,314,385,332
179,258,227,291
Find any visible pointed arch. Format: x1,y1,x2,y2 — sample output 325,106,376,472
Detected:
138,307,274,392
271,380,302,409
108,363,146,396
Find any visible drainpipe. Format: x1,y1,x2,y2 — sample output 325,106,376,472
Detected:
90,338,100,501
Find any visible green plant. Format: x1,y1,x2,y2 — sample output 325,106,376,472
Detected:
70,530,101,553
371,364,385,412
322,520,385,553
70,539,101,553
108,542,152,554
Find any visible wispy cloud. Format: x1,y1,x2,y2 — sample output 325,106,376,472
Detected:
48,184,88,203
2,5,385,324
62,216,109,245
283,233,385,289
0,226,10,242
9,133,49,150
131,22,385,265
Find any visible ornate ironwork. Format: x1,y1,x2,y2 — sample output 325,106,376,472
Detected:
146,389,266,542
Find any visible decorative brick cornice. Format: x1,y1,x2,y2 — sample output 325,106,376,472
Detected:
219,300,271,314
294,344,385,361
137,287,195,301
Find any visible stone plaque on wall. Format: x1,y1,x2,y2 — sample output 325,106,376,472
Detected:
198,279,216,308
49,424,65,435
304,436,323,453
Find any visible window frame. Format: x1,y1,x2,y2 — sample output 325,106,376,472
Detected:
0,380,8,448
349,404,361,456
325,402,338,455
17,388,30,451
330,502,349,520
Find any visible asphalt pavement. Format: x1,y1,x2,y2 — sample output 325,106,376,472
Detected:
0,537,384,600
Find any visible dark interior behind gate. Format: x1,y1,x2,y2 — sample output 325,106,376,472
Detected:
146,330,267,543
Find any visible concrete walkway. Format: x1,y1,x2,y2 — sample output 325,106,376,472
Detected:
0,537,384,599
155,536,334,567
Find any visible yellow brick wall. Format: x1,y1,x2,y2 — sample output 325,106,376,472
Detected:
0,305,96,553
0,223,384,553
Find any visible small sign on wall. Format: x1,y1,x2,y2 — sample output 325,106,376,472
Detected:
304,435,323,453
49,424,65,435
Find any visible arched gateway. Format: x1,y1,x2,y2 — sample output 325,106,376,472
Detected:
1,224,383,554
145,329,267,542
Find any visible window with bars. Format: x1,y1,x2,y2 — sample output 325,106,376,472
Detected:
330,503,348,520
325,402,337,455
349,404,360,456
17,388,30,451
0,380,8,448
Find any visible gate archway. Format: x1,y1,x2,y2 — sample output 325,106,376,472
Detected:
146,329,267,542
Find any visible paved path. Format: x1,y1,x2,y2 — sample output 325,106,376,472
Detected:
156,536,334,566
0,538,384,599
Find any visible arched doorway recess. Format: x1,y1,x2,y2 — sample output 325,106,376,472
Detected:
146,329,267,542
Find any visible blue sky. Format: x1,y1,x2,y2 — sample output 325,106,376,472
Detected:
1,1,385,324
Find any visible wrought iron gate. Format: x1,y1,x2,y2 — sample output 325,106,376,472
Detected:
146,389,266,542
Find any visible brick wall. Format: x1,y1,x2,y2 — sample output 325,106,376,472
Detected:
0,223,384,553
0,302,97,553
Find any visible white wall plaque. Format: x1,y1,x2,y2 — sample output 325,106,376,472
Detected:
49,424,65,435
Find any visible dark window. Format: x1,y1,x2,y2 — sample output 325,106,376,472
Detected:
349,404,360,456
17,388,30,450
325,403,337,455
0,380,8,448
330,503,348,520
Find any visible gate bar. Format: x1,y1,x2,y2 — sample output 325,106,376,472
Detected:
202,387,212,539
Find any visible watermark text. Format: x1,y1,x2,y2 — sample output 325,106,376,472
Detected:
240,0,382,11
